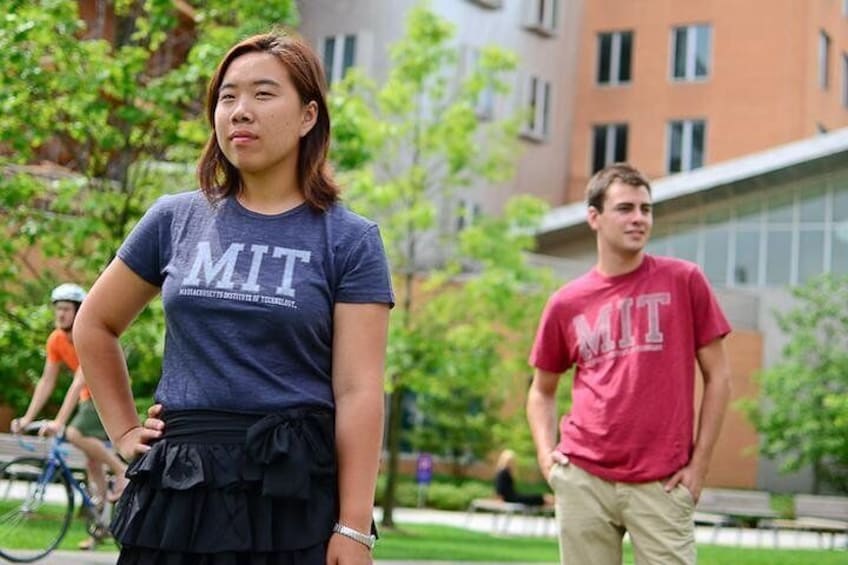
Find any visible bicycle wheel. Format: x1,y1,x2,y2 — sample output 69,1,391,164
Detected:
0,457,74,563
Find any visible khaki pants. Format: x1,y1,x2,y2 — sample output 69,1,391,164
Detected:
548,460,696,565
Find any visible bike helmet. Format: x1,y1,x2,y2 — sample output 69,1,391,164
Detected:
50,283,87,304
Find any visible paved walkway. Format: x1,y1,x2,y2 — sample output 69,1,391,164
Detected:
32,507,848,564
378,507,847,550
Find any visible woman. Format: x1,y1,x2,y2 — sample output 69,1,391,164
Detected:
74,31,393,565
494,449,552,507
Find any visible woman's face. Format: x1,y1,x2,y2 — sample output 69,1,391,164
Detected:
214,51,316,178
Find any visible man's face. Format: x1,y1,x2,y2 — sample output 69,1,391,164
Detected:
53,301,77,331
588,180,653,256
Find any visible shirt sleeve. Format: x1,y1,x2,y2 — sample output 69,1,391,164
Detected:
528,293,572,373
45,332,61,364
335,225,395,307
688,265,732,348
116,196,174,287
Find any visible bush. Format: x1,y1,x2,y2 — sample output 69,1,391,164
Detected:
376,474,495,511
422,481,493,510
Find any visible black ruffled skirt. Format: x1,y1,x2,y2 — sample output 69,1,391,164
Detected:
113,408,337,565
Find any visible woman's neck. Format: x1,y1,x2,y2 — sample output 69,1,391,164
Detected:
239,166,304,215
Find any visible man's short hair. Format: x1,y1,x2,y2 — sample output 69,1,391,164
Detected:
586,163,652,212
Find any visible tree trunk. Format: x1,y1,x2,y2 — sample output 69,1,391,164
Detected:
380,382,405,527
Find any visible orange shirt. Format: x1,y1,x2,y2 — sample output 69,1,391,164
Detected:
46,329,91,402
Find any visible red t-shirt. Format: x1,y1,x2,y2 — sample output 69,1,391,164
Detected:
46,329,91,402
529,255,731,483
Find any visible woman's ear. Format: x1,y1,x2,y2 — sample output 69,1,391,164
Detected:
300,100,318,137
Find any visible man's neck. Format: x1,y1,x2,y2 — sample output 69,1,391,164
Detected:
596,250,645,278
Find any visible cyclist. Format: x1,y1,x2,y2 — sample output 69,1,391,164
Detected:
10,283,128,546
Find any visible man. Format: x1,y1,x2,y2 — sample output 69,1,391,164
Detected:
11,283,127,547
527,163,732,564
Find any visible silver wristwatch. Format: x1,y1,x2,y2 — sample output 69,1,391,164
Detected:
332,522,376,550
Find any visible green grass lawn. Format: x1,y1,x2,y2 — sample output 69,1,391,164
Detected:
0,500,118,553
374,524,848,564
1,505,845,563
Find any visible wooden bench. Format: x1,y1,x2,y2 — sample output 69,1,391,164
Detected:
694,488,778,545
466,497,554,536
765,494,848,549
0,432,88,472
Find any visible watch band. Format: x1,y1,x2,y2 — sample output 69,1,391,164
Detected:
332,522,376,550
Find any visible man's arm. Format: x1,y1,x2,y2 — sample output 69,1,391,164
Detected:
12,361,61,432
526,368,565,480
41,367,87,436
665,337,731,501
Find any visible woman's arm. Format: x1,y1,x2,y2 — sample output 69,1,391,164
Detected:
73,258,160,459
327,302,389,562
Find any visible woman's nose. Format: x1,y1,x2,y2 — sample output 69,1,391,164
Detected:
230,99,253,123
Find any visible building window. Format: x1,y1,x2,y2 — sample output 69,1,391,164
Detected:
661,180,848,287
522,75,551,141
462,46,496,119
591,124,628,173
819,30,830,89
843,53,848,107
597,31,633,85
456,198,482,232
323,34,357,86
524,0,558,35
671,24,711,81
667,120,706,173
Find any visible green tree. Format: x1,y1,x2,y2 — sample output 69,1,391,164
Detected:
0,0,298,413
742,274,848,493
330,2,553,526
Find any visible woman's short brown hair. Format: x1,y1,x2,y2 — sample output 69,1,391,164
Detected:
586,163,651,212
197,31,339,211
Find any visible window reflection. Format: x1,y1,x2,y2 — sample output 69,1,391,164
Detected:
658,182,847,287
703,228,728,284
734,230,759,285
766,231,792,285
799,187,826,223
833,222,848,274
798,230,824,283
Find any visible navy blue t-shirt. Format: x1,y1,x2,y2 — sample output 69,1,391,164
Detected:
117,191,394,412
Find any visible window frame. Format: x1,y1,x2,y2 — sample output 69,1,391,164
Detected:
591,123,628,174
670,23,712,82
524,0,559,36
819,30,831,89
467,0,503,8
843,52,848,108
597,30,633,86
521,74,552,142
322,33,358,86
666,119,707,173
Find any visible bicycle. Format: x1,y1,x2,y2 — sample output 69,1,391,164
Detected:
0,422,114,562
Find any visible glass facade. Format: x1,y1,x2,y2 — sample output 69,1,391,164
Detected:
647,172,848,287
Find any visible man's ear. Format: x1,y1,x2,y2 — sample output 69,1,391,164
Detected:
300,100,318,137
587,206,601,231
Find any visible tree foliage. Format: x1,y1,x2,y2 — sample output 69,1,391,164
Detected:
329,2,554,525
0,0,297,413
743,274,848,493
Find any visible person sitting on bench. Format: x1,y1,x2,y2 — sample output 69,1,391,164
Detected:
494,449,552,506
